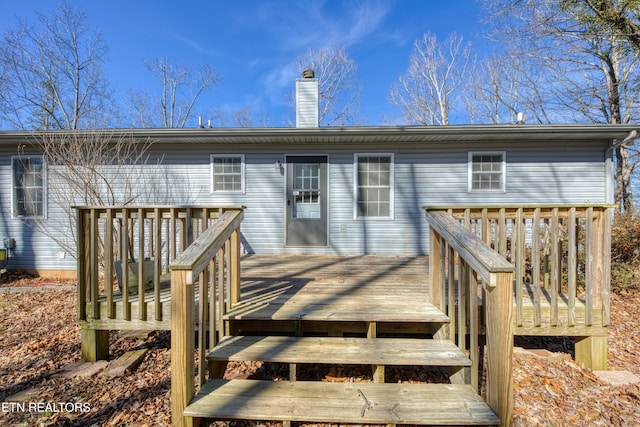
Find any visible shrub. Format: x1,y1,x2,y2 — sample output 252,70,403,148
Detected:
611,210,640,290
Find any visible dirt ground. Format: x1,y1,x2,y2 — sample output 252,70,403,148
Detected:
0,272,639,426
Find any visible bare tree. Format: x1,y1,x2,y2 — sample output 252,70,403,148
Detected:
562,0,640,50
129,57,218,128
483,0,640,211
293,46,362,126
465,54,556,125
0,2,113,130
390,32,474,125
208,106,254,128
22,130,194,259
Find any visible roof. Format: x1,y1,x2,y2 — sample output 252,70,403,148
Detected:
0,124,637,147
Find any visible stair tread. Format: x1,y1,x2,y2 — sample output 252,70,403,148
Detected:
185,379,499,425
224,296,449,323
208,335,471,367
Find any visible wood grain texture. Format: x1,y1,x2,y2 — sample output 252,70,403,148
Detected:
185,379,500,425
208,335,471,367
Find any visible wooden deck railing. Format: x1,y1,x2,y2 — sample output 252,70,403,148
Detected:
427,205,614,336
76,206,244,328
425,210,514,426
427,204,615,373
169,208,243,427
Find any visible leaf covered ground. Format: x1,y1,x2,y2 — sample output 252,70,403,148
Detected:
0,272,639,426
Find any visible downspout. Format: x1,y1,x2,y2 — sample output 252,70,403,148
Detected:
605,130,636,204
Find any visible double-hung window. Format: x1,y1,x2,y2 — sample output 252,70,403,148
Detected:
354,153,394,219
12,155,46,218
468,152,506,192
211,154,244,193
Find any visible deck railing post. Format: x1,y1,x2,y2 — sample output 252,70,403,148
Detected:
231,228,241,305
429,227,442,310
485,271,514,427
171,269,195,427
77,208,88,322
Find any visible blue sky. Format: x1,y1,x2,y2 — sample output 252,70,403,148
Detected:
0,1,489,127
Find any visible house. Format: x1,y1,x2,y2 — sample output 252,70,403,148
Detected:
2,74,637,425
0,83,636,275
0,75,636,275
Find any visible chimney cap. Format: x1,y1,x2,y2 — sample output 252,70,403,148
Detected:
302,69,315,79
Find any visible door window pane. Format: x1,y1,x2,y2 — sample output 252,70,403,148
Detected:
292,163,321,219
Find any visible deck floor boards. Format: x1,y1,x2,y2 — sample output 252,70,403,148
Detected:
226,254,439,323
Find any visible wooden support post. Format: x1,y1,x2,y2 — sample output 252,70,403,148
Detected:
602,207,613,326
90,210,100,320
367,321,384,383
171,270,195,427
81,328,110,362
138,208,146,321
77,209,89,323
217,250,227,338
532,208,541,327
429,228,442,309
568,208,577,327
208,360,228,379
367,321,377,338
289,363,299,381
447,245,456,342
154,208,163,321
515,208,524,327
575,336,608,371
121,210,130,321
230,228,241,305
105,209,115,319
484,272,514,427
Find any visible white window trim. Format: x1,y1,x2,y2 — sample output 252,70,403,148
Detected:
468,151,506,193
11,155,47,219
210,154,245,194
353,153,395,220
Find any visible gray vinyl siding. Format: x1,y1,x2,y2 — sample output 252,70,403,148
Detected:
0,154,77,272
0,136,612,271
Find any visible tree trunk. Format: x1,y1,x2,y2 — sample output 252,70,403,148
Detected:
615,145,634,212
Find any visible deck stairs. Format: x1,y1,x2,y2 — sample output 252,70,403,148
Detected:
182,302,500,426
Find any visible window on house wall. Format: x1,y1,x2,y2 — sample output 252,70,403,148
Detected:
468,152,506,192
210,154,244,193
354,153,394,218
12,155,46,218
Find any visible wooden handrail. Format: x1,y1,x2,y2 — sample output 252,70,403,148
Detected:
425,210,513,287
170,211,243,281
169,208,244,427
425,210,514,427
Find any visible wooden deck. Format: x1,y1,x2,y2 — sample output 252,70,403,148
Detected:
84,253,603,337
226,254,444,337
83,254,437,331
